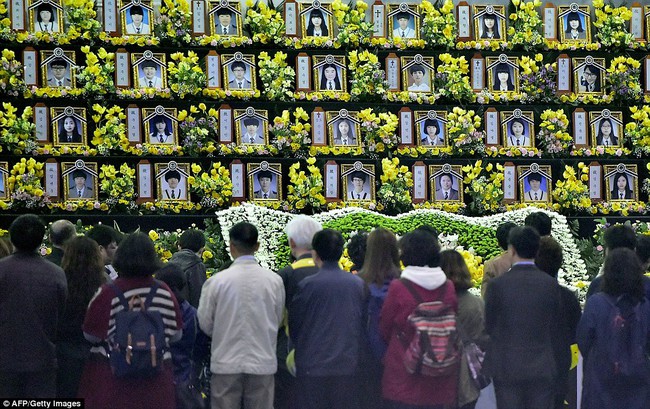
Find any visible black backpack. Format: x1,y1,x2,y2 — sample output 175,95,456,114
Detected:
108,282,167,378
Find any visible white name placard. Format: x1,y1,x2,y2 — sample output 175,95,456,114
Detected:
503,165,517,200
285,2,298,36
230,162,244,198
400,110,412,145
471,58,484,91
11,0,25,31
23,49,37,86
103,0,118,33
630,6,643,40
296,55,310,90
589,164,602,199
127,107,141,143
138,163,152,199
557,56,571,92
45,162,58,197
219,107,232,143
457,5,471,38
325,163,339,199
34,105,48,142
372,4,385,37
311,110,326,145
573,110,587,146
386,56,400,91
412,163,427,201
192,1,206,35
544,7,556,40
207,54,220,88
485,110,499,145
115,51,130,88
645,58,650,93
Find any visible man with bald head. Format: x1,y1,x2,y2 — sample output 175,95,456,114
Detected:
45,219,76,266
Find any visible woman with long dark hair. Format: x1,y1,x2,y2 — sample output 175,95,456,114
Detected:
306,8,328,37
320,63,341,91
480,13,500,39
493,63,514,92
58,116,82,143
565,11,585,40
56,236,106,398
577,248,650,409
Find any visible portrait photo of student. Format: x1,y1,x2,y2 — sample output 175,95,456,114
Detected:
559,5,591,43
415,111,447,147
239,117,265,145
313,55,347,92
148,115,174,144
341,163,375,201
487,56,519,94
121,2,151,35
0,163,7,200
247,163,282,201
46,58,73,88
401,56,434,93
63,162,98,201
30,0,62,33
473,5,505,41
609,172,635,201
573,59,605,95
518,165,552,203
299,2,333,39
209,1,242,36
347,171,371,200
51,107,86,146
434,173,459,201
590,111,623,148
501,111,535,148
156,163,190,201
388,4,419,40
222,54,256,91
392,11,415,39
327,111,361,147
137,59,163,88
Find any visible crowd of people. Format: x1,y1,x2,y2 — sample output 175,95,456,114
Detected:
0,212,649,409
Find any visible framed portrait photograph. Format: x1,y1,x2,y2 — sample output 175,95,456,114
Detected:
120,0,153,36
572,56,605,95
327,109,361,147
40,48,76,88
62,160,98,201
222,52,256,91
604,164,638,202
388,3,420,40
558,4,591,43
429,164,463,203
155,162,190,201
518,164,552,203
500,109,535,148
646,6,650,42
51,106,87,146
589,109,623,148
486,55,519,94
247,161,282,201
29,0,63,33
234,107,268,145
0,162,8,200
132,51,167,89
299,1,334,39
401,54,434,93
313,54,347,92
142,106,178,145
341,162,375,202
415,110,447,147
472,5,506,41
208,0,242,37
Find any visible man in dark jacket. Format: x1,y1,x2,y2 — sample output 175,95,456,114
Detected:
289,229,366,409
485,226,563,409
170,229,207,308
45,219,76,266
0,214,68,398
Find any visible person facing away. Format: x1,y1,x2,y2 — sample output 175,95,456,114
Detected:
0,214,67,399
577,248,650,409
288,229,366,409
198,222,285,409
380,228,459,408
524,211,552,237
274,215,322,409
481,221,517,298
357,228,401,409
484,226,563,409
56,236,106,398
535,236,582,409
347,231,368,273
440,249,488,409
169,228,207,309
45,219,76,266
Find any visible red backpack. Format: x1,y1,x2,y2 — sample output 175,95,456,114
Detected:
400,279,461,377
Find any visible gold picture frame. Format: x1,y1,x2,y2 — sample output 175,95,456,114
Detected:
486,55,519,95
299,1,334,39
222,52,257,91
155,162,190,201
341,162,375,202
62,161,98,201
132,51,167,89
208,0,243,37
401,55,434,93
472,5,506,41
572,56,605,95
429,164,463,203
119,0,153,36
29,0,63,33
234,107,269,145
326,110,361,147
415,110,448,148
589,109,623,148
247,162,282,201
142,106,178,145
313,54,347,93
518,164,552,203
40,49,76,88
388,3,420,40
51,106,87,146
558,4,591,43
604,164,638,202
500,109,535,148
0,162,8,200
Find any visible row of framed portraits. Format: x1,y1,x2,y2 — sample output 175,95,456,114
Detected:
26,159,642,204
32,104,628,151
25,48,650,98
10,1,650,43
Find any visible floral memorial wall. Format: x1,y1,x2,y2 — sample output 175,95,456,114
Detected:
0,0,650,221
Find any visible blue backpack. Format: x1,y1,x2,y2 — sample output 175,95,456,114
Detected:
109,282,167,378
600,295,650,382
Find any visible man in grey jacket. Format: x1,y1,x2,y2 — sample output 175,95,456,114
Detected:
169,229,208,308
